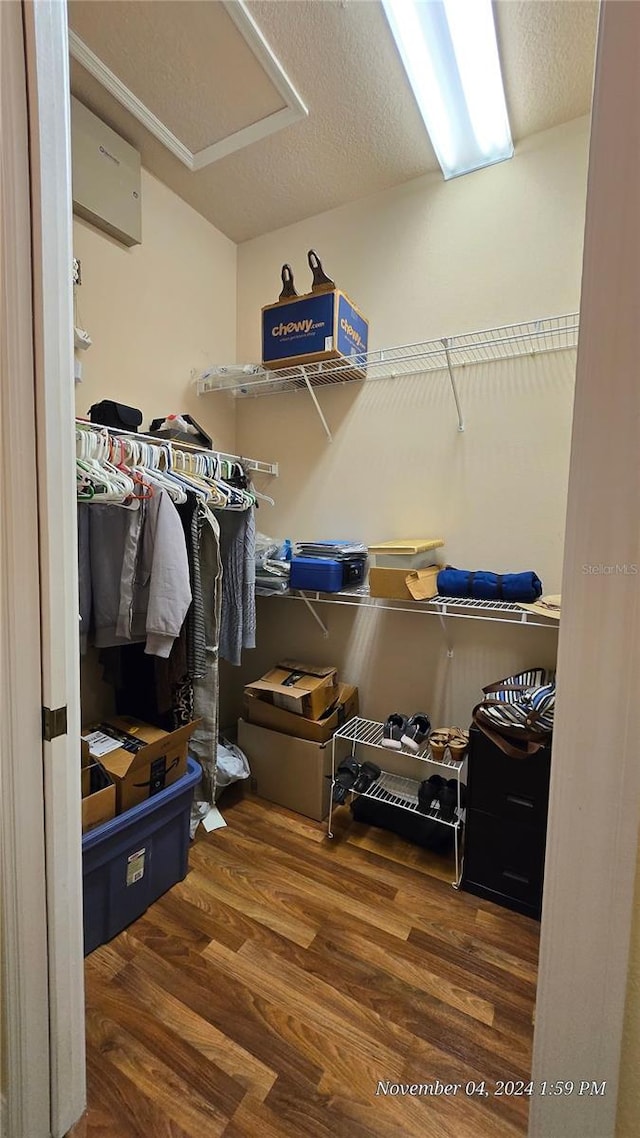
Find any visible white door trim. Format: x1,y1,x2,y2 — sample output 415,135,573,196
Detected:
23,1,86,1134
529,2,640,1135
0,2,51,1135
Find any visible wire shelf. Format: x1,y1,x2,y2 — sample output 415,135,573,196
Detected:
269,588,560,629
196,313,579,398
334,716,465,772
353,770,464,830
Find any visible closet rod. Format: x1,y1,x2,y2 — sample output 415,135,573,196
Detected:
75,418,279,476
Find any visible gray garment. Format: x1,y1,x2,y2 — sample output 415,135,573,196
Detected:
217,507,256,667
77,503,92,654
89,488,192,658
190,505,223,805
187,503,207,679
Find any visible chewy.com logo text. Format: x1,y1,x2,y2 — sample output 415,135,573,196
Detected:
272,319,323,337
340,317,364,350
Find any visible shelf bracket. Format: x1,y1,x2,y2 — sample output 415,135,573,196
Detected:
441,338,465,432
436,612,454,654
300,367,333,442
298,592,329,638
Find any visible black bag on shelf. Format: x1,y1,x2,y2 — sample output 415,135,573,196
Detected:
350,795,455,853
149,414,212,449
89,400,143,432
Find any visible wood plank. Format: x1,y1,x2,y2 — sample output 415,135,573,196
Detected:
84,977,245,1121
191,834,414,941
83,1041,198,1138
84,1003,230,1138
77,793,537,1137
110,961,277,1102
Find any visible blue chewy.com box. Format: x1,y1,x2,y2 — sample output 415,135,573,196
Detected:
262,288,369,377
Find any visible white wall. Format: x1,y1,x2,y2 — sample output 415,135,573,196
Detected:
73,169,237,452
74,170,240,723
224,117,590,728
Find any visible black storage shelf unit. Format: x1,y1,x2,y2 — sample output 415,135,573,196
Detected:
460,725,552,919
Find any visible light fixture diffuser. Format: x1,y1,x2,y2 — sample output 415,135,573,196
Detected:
382,0,513,179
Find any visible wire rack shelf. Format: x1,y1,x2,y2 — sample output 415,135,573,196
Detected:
196,313,579,399
267,588,560,630
354,771,464,830
333,716,464,771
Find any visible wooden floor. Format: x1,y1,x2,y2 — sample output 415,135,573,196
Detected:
73,791,540,1138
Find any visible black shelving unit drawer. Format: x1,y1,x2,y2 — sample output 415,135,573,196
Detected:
462,808,546,914
467,726,551,826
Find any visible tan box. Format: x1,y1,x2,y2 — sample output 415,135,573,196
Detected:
243,682,358,743
81,717,200,814
369,565,440,600
368,538,444,570
238,719,332,821
81,738,116,833
245,660,339,721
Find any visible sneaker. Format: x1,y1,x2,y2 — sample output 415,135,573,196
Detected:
401,712,431,752
418,774,445,813
382,713,409,749
438,778,467,821
352,761,381,793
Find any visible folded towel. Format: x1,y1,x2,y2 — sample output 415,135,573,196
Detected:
437,568,543,603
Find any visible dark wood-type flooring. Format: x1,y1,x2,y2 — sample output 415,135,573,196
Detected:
70,790,540,1138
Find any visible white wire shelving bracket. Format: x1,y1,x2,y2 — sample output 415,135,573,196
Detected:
196,313,579,438
329,716,466,885
262,587,561,631
75,418,278,476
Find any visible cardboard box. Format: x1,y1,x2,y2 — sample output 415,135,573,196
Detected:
369,565,440,600
245,660,339,721
243,682,359,743
81,738,116,833
81,717,200,813
368,539,444,570
262,289,369,376
238,719,333,821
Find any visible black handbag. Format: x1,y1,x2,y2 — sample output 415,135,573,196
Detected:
89,400,143,432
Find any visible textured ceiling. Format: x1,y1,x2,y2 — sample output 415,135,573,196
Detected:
68,0,286,152
68,0,599,244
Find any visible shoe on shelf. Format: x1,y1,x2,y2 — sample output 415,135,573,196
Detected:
332,757,361,804
401,713,431,752
437,778,467,821
448,727,469,760
382,713,409,750
352,761,381,793
429,729,450,761
418,774,445,813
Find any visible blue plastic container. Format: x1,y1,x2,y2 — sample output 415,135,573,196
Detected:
289,555,366,592
82,755,201,955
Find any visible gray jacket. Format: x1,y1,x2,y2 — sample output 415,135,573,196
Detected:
89,488,192,658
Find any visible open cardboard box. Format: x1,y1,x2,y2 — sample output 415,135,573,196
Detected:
81,738,116,833
244,660,339,721
81,716,200,813
369,565,440,601
243,682,358,743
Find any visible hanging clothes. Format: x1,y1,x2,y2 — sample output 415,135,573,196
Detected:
190,503,224,804
88,487,192,657
216,506,256,666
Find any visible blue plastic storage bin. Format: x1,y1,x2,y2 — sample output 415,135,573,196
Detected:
82,755,201,955
289,555,366,592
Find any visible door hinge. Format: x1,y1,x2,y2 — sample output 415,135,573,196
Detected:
42,705,68,742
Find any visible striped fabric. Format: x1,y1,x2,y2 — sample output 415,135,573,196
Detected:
478,669,556,737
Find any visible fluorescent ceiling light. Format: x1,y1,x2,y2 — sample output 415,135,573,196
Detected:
382,0,513,179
